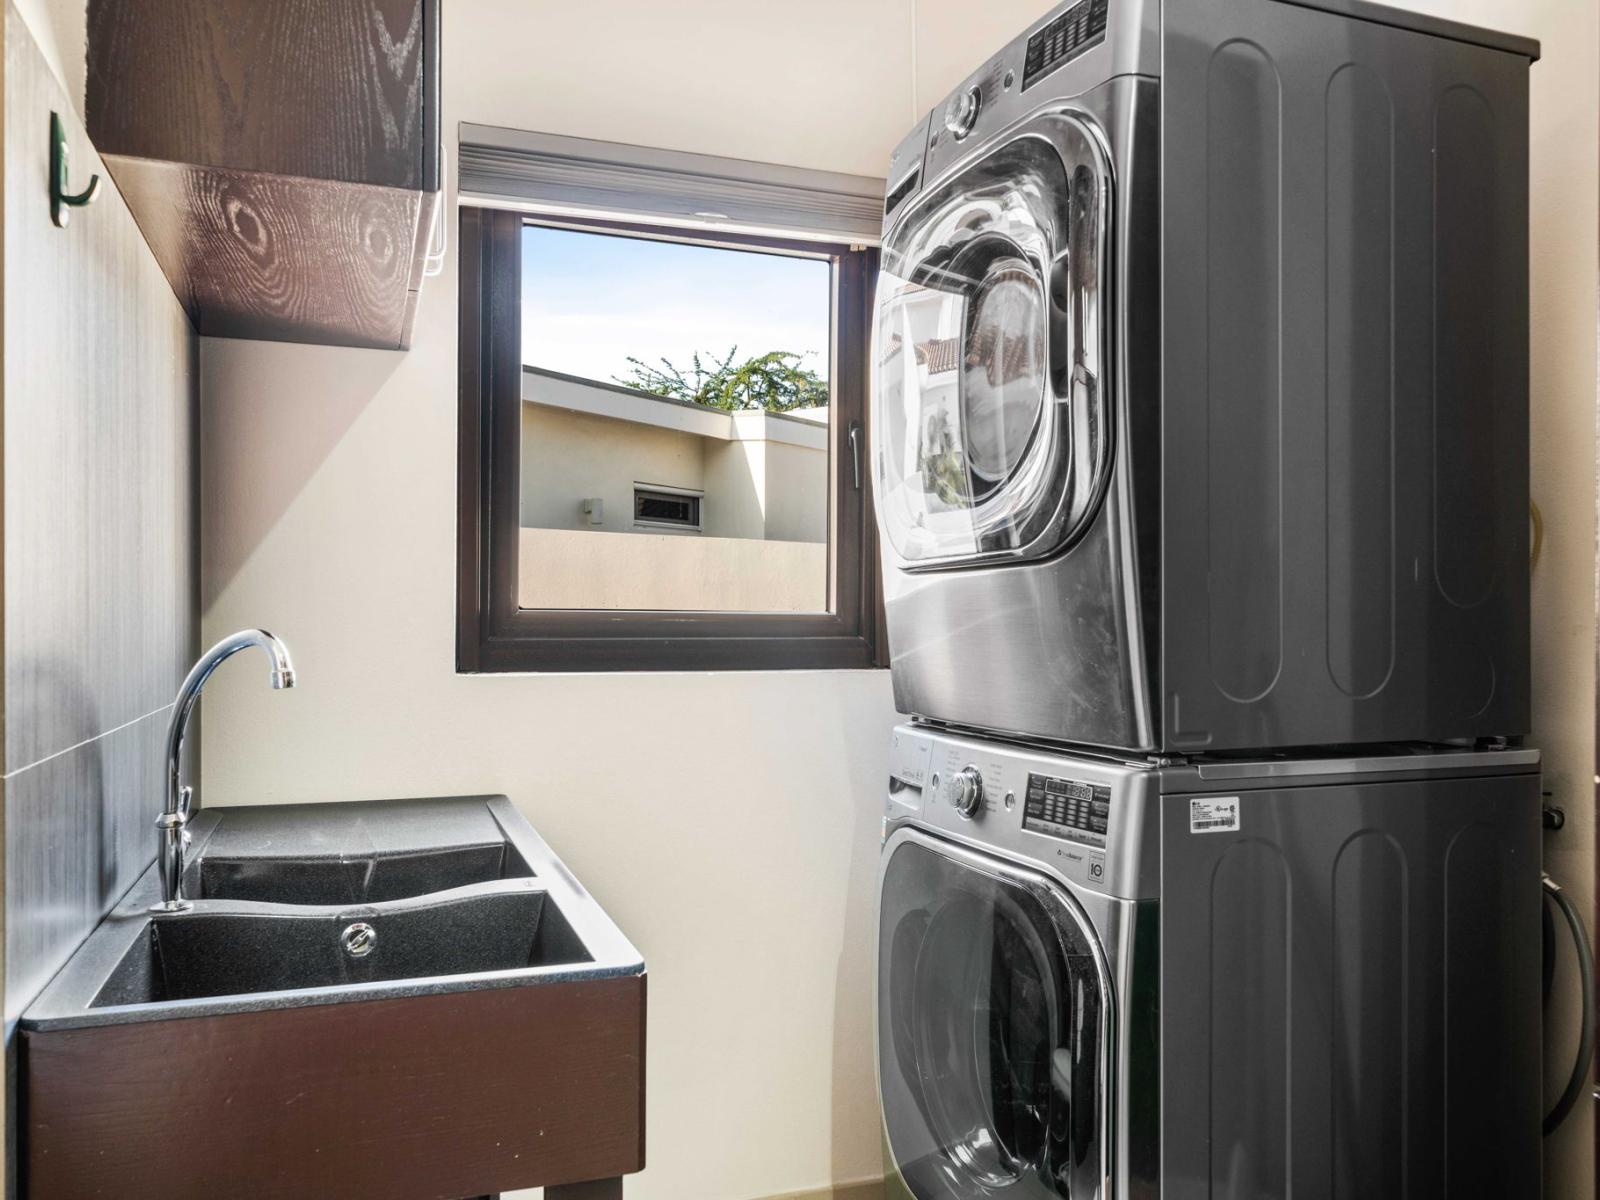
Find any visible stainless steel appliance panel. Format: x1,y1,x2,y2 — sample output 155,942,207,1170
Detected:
1158,0,1532,751
1158,761,1542,1197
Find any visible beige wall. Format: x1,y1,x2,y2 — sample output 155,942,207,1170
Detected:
760,435,831,544
13,0,82,114
702,435,767,540
521,403,708,531
174,3,1596,1200
520,528,827,613
195,4,937,1199
520,401,829,546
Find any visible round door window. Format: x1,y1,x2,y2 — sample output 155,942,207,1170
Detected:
879,836,1106,1199
873,116,1112,568
913,887,1057,1187
961,255,1048,490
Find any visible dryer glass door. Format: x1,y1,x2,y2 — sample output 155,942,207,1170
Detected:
874,117,1111,568
878,834,1109,1199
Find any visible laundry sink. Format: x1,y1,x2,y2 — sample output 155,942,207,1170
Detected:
184,796,537,904
20,795,646,1200
92,885,588,1005
193,843,524,903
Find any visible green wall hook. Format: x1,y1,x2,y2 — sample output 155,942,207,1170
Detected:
49,111,100,228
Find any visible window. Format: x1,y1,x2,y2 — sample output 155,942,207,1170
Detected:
517,221,833,612
458,208,885,671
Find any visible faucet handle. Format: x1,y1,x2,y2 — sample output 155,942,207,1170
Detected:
177,784,193,822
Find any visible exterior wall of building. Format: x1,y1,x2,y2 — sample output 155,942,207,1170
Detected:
522,385,829,544
761,436,829,544
520,403,707,531
519,528,827,611
701,437,766,540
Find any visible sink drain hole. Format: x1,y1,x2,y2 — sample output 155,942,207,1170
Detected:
341,922,377,958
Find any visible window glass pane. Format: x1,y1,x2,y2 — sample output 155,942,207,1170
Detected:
518,224,833,613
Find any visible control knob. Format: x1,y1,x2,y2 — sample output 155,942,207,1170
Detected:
949,765,985,819
945,86,982,139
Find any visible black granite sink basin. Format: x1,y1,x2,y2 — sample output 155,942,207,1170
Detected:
93,885,590,1005
185,796,536,904
23,794,641,1025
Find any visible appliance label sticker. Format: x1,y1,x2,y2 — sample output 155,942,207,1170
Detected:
1190,797,1240,834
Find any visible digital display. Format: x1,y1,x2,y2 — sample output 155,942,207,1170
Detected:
1023,0,1109,91
1023,773,1110,847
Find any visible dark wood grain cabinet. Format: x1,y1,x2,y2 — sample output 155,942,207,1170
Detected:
23,976,646,1199
87,0,441,349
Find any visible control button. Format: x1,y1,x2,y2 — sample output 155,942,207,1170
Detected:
949,765,985,819
945,86,982,139
1004,790,1016,811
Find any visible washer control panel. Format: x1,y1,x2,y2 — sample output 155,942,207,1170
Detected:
885,723,1160,900
1023,774,1110,848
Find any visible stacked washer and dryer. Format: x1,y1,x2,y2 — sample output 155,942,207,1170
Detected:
869,0,1546,1196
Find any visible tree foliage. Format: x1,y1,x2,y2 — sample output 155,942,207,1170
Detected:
614,348,828,413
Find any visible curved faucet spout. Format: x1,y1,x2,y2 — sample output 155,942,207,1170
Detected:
155,629,296,911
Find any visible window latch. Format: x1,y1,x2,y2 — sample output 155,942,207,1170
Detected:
848,422,863,491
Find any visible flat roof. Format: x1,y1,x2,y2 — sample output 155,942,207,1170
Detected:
522,366,828,450
523,366,827,429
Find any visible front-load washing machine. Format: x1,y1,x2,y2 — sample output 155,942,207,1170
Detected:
877,724,1542,1198
871,0,1538,754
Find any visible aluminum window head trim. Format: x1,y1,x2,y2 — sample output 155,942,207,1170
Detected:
458,122,886,246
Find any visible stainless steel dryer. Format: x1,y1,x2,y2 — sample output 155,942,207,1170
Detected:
877,723,1543,1199
871,0,1539,754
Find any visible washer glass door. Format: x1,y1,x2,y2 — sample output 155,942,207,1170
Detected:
878,834,1109,1199
873,116,1112,568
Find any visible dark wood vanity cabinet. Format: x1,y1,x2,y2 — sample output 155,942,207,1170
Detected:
23,976,645,1200
86,0,441,349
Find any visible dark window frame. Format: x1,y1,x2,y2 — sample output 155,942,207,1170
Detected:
458,207,887,672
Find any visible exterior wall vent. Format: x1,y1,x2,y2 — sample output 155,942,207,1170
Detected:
633,485,702,532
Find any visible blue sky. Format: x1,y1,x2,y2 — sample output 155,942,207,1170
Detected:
520,225,832,389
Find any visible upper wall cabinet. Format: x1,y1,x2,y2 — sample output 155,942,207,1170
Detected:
86,0,441,349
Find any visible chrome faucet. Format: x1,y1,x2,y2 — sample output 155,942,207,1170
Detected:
154,629,296,912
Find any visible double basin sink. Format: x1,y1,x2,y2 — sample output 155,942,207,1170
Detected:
28,794,638,1018
21,795,646,1200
